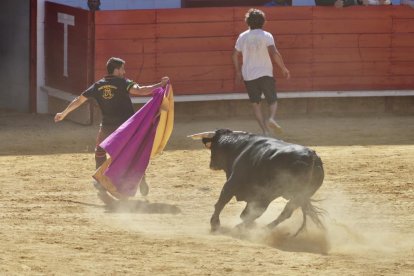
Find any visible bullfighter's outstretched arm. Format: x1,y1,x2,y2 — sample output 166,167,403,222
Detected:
54,95,88,122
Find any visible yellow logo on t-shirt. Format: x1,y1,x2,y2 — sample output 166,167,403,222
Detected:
99,85,117,100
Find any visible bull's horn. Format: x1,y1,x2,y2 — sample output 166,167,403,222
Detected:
187,131,215,140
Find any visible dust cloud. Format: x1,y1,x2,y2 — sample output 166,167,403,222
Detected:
104,189,413,257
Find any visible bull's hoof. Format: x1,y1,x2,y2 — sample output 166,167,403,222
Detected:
210,220,221,233
210,215,220,232
210,224,220,233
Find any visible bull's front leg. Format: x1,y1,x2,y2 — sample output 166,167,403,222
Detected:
211,180,235,232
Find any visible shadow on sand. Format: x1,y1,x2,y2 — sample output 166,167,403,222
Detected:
63,199,181,215
105,199,182,214
216,225,330,255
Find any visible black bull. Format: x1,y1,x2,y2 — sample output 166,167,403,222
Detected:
190,129,325,235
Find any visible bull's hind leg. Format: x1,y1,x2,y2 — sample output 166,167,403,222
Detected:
267,199,300,230
238,201,269,228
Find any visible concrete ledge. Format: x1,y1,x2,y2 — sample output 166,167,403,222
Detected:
42,86,414,123
174,96,414,118
126,89,414,103
42,85,414,103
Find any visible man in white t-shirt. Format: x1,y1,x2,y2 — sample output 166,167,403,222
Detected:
232,9,290,136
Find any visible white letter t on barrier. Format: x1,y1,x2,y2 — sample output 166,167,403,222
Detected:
57,13,75,77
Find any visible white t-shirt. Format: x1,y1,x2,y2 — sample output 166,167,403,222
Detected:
235,29,275,81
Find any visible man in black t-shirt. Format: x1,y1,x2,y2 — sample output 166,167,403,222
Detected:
55,57,169,197
82,75,137,127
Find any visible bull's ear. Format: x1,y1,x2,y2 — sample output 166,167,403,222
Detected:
204,142,212,149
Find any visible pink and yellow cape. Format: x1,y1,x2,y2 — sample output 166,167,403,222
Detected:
93,84,174,199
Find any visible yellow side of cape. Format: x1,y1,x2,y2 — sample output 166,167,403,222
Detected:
151,84,174,157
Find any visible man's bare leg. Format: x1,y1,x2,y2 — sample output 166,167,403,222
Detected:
252,102,270,135
267,101,282,135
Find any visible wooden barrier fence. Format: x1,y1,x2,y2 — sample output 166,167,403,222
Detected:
46,3,414,97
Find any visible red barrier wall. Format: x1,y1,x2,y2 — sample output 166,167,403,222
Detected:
45,3,414,96
94,6,414,95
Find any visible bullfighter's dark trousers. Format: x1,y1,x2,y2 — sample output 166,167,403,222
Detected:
95,125,118,169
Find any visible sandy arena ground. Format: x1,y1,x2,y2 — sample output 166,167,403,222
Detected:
0,111,413,275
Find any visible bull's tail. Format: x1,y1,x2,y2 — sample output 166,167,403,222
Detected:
293,199,326,237
294,154,325,237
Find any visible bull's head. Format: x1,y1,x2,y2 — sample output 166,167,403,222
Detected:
188,129,245,171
